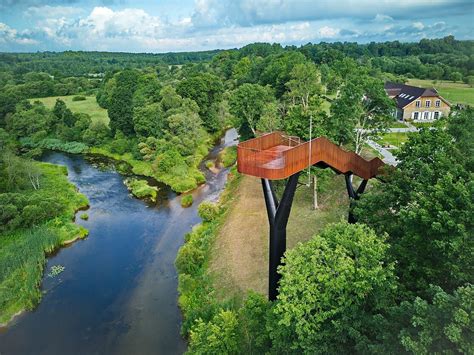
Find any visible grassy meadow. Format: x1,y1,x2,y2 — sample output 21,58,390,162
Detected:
407,79,474,106
32,95,109,125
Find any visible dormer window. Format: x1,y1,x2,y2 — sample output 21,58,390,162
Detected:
425,100,431,108
435,100,441,107
415,100,421,108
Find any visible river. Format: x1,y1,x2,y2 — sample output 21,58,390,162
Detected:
0,129,238,355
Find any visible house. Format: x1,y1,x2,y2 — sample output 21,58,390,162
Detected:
384,82,451,121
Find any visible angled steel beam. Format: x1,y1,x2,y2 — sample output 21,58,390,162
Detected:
262,172,300,301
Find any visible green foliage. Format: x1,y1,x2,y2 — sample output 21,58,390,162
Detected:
176,73,225,132
329,75,394,153
108,69,139,135
271,222,396,353
188,310,239,354
229,83,274,139
197,201,219,222
219,146,237,167
124,178,159,202
355,118,473,295
6,101,52,139
181,194,193,208
72,95,86,101
0,161,88,324
79,213,89,220
397,284,474,354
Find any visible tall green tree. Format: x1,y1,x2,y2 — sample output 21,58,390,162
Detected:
176,73,224,132
329,75,394,154
355,117,473,296
271,222,396,354
229,83,274,139
108,69,139,136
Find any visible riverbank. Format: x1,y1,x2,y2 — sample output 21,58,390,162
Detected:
0,162,89,326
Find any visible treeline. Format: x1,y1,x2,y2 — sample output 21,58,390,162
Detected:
0,49,222,77
1,36,472,82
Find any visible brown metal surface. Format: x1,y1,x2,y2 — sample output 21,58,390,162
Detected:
237,132,385,180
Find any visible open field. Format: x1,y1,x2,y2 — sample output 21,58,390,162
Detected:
375,132,410,147
407,79,474,106
209,173,349,299
32,95,109,125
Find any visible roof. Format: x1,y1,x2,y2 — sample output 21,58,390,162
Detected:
384,82,447,109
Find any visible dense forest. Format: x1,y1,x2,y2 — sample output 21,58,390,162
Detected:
0,35,473,352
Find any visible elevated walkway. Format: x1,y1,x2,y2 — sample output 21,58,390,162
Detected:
237,132,385,181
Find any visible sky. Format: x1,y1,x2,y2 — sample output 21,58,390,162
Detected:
0,0,473,53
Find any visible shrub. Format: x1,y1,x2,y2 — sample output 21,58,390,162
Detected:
124,178,158,202
219,145,237,167
79,213,89,220
198,201,220,222
72,95,86,101
181,194,193,207
189,310,239,354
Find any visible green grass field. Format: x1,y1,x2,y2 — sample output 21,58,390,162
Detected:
375,132,410,147
407,79,474,106
32,95,109,125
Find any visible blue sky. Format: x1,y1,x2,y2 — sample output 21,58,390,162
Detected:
0,0,473,53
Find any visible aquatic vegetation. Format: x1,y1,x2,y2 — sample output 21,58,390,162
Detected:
124,178,159,202
181,194,193,207
48,265,65,277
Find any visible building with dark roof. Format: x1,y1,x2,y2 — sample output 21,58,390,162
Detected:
384,82,451,121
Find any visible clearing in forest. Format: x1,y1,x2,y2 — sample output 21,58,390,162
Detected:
32,95,109,125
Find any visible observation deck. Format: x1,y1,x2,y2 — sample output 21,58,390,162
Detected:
237,132,385,181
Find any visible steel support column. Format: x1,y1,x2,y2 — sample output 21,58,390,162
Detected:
345,173,368,224
262,172,300,301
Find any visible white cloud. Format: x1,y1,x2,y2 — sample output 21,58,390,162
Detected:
317,26,339,38
0,22,38,45
374,14,394,22
413,22,424,30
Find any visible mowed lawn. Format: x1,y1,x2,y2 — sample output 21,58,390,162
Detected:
32,95,109,125
407,79,474,106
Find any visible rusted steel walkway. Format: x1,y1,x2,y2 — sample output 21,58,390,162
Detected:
237,131,385,180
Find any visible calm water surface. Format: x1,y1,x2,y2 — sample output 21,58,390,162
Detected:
0,129,238,355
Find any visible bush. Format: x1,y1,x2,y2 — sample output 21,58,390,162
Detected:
79,213,89,220
181,194,193,207
124,178,158,202
219,146,237,167
198,201,220,222
188,310,239,354
72,95,86,101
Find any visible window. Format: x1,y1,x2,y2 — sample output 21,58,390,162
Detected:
415,100,421,108
424,112,430,120
409,96,415,100
435,100,441,107
413,112,419,120
425,100,431,108
434,111,440,120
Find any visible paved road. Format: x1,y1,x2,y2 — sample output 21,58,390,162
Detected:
367,139,399,166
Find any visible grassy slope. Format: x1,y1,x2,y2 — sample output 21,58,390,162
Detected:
0,162,89,325
407,79,474,106
32,95,109,125
209,173,348,300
